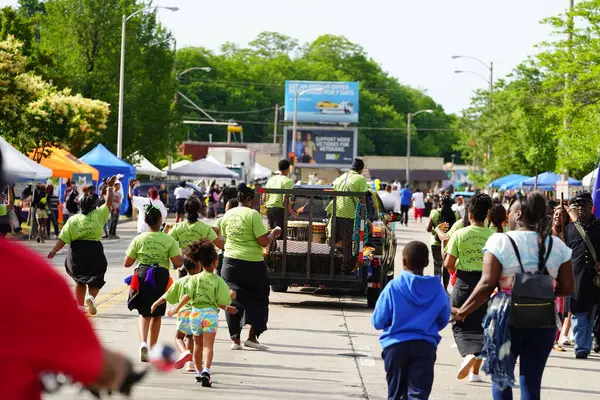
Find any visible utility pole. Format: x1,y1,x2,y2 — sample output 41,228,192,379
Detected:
273,104,279,144
561,0,575,179
169,38,177,171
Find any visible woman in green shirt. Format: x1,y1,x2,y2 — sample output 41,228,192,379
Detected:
220,183,281,351
444,193,494,383
47,176,117,315
169,196,224,278
124,206,183,362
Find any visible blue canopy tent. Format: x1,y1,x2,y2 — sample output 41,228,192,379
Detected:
80,144,136,214
500,176,532,191
488,174,530,189
521,172,582,191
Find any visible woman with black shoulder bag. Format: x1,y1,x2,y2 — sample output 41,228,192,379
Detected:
452,192,575,399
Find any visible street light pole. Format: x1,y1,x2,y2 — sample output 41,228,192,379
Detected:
406,109,433,185
452,55,494,168
116,5,178,159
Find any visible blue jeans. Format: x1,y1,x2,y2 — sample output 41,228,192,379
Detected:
382,340,436,400
572,305,598,355
492,327,555,400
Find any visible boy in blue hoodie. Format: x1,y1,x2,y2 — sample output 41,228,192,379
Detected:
372,241,450,400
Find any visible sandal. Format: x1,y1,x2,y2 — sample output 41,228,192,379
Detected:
553,343,566,352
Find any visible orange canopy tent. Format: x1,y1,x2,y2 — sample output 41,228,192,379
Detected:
30,147,99,181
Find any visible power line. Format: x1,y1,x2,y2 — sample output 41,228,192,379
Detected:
181,116,459,131
182,104,275,114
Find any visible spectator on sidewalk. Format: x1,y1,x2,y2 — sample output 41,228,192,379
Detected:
372,241,450,400
109,182,122,239
46,184,60,239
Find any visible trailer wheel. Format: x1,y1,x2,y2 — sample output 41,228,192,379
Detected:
367,287,380,308
271,285,288,293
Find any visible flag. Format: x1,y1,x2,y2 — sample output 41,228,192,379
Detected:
593,164,600,218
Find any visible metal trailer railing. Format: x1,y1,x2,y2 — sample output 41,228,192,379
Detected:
258,187,368,285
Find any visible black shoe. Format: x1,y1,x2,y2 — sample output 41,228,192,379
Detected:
575,352,589,359
197,370,211,387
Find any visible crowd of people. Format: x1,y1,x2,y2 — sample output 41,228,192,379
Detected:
373,185,600,400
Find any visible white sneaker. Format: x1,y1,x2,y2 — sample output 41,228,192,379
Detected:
244,340,269,351
469,373,484,383
85,296,97,316
140,343,149,362
457,354,476,380
230,342,243,350
185,361,196,372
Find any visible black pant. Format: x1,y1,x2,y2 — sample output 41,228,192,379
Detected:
47,209,59,236
109,210,119,236
400,205,410,225
334,217,356,274
383,340,436,400
431,245,450,290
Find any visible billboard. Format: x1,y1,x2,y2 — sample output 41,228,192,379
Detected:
283,126,358,168
284,81,359,124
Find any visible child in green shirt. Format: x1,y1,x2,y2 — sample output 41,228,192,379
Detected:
168,240,237,387
151,259,201,372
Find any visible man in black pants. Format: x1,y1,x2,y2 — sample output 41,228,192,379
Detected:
264,160,297,243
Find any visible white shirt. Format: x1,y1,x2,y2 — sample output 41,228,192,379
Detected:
174,187,192,200
412,192,425,209
132,196,168,233
379,191,400,213
452,204,466,219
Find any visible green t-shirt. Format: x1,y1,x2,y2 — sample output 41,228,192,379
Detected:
444,219,464,252
184,270,232,310
168,220,218,250
328,170,368,219
430,209,461,246
126,231,180,269
446,225,495,272
0,204,7,217
220,206,267,262
59,205,110,244
164,275,192,312
264,174,294,209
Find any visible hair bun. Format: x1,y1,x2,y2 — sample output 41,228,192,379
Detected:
237,183,247,193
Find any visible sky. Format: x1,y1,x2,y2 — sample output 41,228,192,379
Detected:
7,0,570,114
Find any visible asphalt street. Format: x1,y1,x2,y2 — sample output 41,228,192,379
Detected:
25,217,600,399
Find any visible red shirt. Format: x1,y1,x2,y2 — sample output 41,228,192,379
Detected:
0,239,103,400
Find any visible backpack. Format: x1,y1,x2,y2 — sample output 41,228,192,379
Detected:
66,191,79,214
506,234,556,329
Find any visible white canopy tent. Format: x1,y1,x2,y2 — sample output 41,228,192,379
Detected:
167,158,239,179
162,159,191,171
133,153,166,177
582,168,597,189
0,136,52,181
254,162,272,181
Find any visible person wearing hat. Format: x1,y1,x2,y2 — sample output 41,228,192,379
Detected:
264,160,297,236
328,158,368,273
399,183,413,226
564,192,600,358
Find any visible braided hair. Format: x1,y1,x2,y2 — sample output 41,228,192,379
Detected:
185,196,202,223
439,195,457,226
488,204,507,233
468,193,493,223
517,193,549,270
143,204,163,230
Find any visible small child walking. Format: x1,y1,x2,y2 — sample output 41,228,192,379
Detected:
151,257,202,372
372,241,450,400
168,240,237,387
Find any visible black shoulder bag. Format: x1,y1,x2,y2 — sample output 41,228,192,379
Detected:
506,235,556,329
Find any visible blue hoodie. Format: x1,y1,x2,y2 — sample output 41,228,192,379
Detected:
371,271,450,350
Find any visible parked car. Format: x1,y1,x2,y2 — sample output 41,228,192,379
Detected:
136,181,204,213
